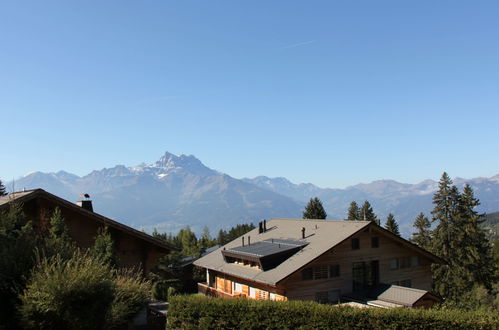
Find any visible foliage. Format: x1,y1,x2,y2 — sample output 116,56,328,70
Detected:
167,295,499,330
0,201,36,328
302,197,327,219
217,223,255,246
43,207,77,260
104,268,150,330
91,226,117,267
152,279,183,301
19,251,115,330
359,200,379,224
19,251,150,330
0,179,6,196
346,201,360,220
411,212,432,249
384,213,400,236
430,173,496,302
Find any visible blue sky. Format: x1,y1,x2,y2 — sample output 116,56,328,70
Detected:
1,1,498,188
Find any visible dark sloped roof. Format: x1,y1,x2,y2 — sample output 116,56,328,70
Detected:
0,189,178,252
226,239,308,258
370,284,440,307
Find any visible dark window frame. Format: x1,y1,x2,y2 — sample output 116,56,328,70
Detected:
329,264,340,278
351,238,360,250
371,236,379,248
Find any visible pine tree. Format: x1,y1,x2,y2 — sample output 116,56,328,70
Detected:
91,226,117,266
347,201,360,220
302,197,327,219
411,212,432,249
0,180,6,196
359,200,379,224
384,213,400,236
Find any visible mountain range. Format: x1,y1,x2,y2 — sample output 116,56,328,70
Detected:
7,152,499,237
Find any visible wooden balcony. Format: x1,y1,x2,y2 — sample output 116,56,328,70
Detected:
197,282,243,299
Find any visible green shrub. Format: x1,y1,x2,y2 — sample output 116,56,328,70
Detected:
104,269,151,330
167,295,499,330
152,279,182,301
19,251,151,330
19,251,115,330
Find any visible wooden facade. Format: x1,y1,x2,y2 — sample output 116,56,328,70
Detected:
196,220,441,307
0,190,176,274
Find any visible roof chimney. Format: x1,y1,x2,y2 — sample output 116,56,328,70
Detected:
258,222,263,234
242,236,245,247
76,200,93,212
248,235,251,246
301,227,306,239
263,219,267,232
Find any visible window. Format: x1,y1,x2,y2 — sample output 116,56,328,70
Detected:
390,259,399,270
400,279,412,288
351,238,360,250
302,268,313,280
329,265,340,278
314,266,328,279
400,257,411,269
411,256,420,267
371,237,379,248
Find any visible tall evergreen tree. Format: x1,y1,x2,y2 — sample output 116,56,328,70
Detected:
431,173,462,300
411,212,432,250
458,184,495,291
384,213,400,236
302,197,327,219
49,207,70,241
0,180,6,196
359,200,379,224
347,201,360,220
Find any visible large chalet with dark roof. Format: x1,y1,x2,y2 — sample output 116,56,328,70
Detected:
194,218,443,308
0,189,177,274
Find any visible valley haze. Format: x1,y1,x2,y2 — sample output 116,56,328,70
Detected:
8,152,499,237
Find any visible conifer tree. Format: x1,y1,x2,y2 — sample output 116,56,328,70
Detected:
384,213,400,236
458,184,495,291
411,212,432,250
347,201,360,220
431,173,462,300
359,200,379,224
302,197,327,219
49,207,70,241
0,180,6,196
91,226,117,266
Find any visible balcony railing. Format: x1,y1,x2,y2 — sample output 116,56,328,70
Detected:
197,282,243,299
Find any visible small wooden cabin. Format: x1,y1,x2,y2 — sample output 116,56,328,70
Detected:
0,189,177,274
194,218,443,308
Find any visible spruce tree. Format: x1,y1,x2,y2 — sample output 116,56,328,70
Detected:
431,173,462,300
302,197,327,219
49,207,70,241
0,180,6,196
458,184,495,291
347,201,360,220
384,213,400,236
411,212,432,250
359,200,379,224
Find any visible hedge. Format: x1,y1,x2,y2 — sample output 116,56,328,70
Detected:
167,295,499,330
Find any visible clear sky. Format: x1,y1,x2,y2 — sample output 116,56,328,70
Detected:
1,1,498,188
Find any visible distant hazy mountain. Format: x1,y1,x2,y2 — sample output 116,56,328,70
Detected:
9,152,302,234
9,152,499,237
243,174,499,235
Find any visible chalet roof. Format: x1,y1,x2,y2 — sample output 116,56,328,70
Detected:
194,218,444,286
0,189,178,252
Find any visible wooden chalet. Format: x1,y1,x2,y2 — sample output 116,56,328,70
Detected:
0,189,178,274
194,218,443,308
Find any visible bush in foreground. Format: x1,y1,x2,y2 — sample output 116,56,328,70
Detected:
19,251,150,330
167,295,499,330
